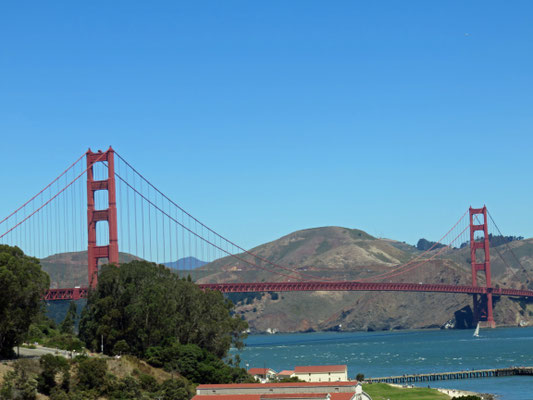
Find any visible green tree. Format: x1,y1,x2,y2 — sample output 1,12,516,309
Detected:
0,360,38,400
37,355,70,395
0,245,50,358
59,302,77,335
79,261,247,358
74,358,109,396
145,341,253,384
159,379,190,400
112,339,129,356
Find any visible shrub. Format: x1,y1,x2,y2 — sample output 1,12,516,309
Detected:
37,354,70,395
75,358,108,393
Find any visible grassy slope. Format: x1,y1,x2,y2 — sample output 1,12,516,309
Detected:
0,355,177,399
363,383,450,400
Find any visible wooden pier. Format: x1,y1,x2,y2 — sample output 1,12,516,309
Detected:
366,366,533,384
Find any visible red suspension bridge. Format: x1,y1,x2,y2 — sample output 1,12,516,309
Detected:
1,147,532,328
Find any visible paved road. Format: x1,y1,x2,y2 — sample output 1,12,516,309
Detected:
16,345,73,359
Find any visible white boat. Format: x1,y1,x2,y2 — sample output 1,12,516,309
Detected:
473,322,480,338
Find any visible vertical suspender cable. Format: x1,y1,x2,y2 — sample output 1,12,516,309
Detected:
155,190,159,263
140,177,145,260
126,165,131,254
134,170,138,258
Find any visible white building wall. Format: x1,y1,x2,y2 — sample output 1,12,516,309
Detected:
294,371,347,382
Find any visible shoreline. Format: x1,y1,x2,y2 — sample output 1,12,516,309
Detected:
244,324,533,336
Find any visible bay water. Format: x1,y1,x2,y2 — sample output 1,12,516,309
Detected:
233,327,533,400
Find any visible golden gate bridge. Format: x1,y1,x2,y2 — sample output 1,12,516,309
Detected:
1,147,532,328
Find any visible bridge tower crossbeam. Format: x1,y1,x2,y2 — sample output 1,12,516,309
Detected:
469,206,495,328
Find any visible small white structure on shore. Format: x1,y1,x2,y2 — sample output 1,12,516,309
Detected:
248,367,277,383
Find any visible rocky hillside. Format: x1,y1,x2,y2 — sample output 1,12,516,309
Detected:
196,227,533,333
40,227,533,333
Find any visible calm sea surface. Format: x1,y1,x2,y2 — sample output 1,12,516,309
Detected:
232,327,533,400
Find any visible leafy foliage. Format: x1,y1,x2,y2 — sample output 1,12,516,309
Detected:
79,260,248,359
37,355,70,395
0,245,50,358
0,354,195,400
459,234,524,249
59,302,78,335
27,314,84,352
145,341,253,384
112,339,129,356
74,358,109,395
277,376,302,383
416,238,446,251
0,360,38,400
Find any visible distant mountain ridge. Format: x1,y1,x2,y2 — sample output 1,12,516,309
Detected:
163,257,207,270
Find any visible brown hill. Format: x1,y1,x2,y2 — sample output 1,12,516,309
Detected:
42,251,140,288
196,227,533,333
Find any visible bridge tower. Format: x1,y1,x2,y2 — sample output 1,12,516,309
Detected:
86,147,119,288
469,206,495,328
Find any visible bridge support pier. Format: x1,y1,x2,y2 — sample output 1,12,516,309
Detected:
473,293,496,328
470,206,495,328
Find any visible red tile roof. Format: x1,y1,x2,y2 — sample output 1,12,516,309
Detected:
261,395,327,399
294,365,347,373
196,381,356,390
193,396,261,400
249,368,276,375
262,395,353,399
192,394,354,400
277,370,295,376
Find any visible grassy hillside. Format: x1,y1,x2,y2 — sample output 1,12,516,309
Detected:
363,383,452,400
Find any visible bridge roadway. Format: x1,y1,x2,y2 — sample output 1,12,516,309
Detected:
366,366,533,384
44,281,533,301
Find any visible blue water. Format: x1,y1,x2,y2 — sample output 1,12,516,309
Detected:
233,327,533,400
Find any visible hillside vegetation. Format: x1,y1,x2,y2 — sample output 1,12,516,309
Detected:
39,227,533,333
1,249,255,399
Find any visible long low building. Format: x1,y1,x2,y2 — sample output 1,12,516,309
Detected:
193,394,356,400
194,381,370,400
294,365,348,382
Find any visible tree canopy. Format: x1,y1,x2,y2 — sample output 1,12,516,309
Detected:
79,260,248,359
59,301,78,335
0,245,50,358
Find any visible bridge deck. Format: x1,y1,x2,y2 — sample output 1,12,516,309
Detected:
44,281,533,301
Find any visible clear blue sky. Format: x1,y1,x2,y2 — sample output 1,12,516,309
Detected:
1,1,532,249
